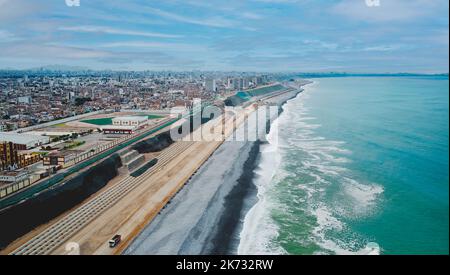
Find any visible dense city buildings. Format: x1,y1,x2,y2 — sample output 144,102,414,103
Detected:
0,69,271,196
0,70,270,132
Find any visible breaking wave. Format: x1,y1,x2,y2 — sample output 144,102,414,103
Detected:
238,82,383,255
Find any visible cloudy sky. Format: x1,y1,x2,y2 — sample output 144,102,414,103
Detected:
0,0,448,72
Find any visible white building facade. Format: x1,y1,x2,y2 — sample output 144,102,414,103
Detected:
112,116,148,127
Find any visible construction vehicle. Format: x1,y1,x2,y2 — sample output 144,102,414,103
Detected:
109,235,121,248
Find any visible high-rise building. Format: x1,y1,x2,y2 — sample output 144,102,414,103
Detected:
242,78,249,89
233,78,241,90
253,76,263,86
227,78,234,89
237,78,245,90
67,91,76,103
205,79,216,92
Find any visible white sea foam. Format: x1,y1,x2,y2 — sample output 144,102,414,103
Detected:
238,120,285,255
314,205,344,233
335,178,384,218
344,179,383,208
237,190,284,255
238,81,383,255
311,204,381,255
298,87,382,254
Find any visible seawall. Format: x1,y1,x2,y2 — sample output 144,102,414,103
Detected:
0,154,123,249
125,87,304,255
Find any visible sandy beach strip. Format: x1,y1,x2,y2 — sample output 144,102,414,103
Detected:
125,86,306,255
124,140,256,254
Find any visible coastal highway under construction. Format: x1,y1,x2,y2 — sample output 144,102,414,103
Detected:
6,113,236,255
10,141,196,255
0,116,179,209
2,84,301,255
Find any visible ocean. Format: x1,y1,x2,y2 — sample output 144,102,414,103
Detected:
238,76,449,255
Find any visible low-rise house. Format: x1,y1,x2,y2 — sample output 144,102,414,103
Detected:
0,169,29,184
43,150,81,168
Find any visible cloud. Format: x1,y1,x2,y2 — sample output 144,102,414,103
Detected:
0,0,44,23
0,30,19,42
0,43,109,59
241,12,264,20
332,0,447,22
59,25,183,38
97,41,208,52
0,0,447,72
139,6,237,28
0,41,204,70
362,45,405,52
95,50,204,69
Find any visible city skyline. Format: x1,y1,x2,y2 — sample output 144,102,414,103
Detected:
0,0,449,73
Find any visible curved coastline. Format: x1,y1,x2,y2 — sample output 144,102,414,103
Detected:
223,86,309,254
237,81,314,254
125,84,309,255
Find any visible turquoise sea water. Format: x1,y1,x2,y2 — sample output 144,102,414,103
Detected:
239,76,449,255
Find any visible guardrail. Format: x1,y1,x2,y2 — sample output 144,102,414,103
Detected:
0,104,212,209
12,110,106,133
0,178,32,199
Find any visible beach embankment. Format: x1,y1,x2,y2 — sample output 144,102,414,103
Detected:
0,154,123,250
125,86,305,255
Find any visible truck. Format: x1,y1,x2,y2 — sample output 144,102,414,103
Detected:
109,234,121,248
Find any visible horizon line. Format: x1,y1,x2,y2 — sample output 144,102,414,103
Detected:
0,68,448,76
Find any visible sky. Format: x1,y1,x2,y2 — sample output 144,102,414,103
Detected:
0,0,448,73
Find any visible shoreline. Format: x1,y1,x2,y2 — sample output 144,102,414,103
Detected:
236,80,314,255
205,86,305,254
125,82,310,255
205,140,261,254
232,84,312,254
124,139,257,254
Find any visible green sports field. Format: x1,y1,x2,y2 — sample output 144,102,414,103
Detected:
81,117,113,125
139,114,164,119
